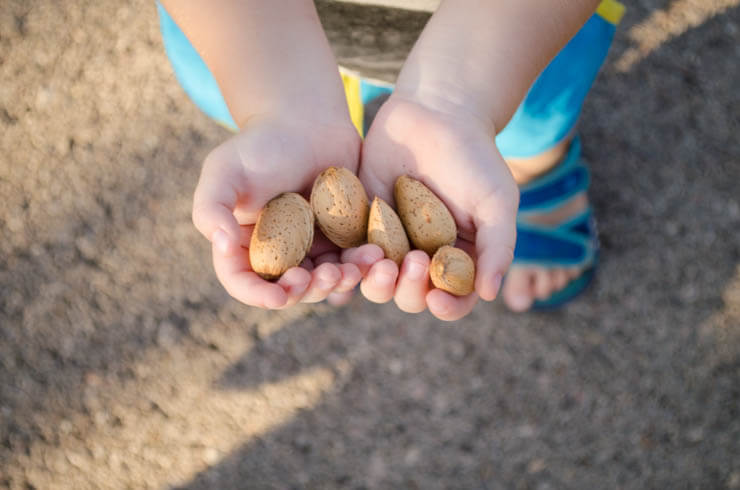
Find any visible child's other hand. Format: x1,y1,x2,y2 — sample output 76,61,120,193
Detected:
359,96,519,321
192,115,369,309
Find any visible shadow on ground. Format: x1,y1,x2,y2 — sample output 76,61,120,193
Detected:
0,1,738,489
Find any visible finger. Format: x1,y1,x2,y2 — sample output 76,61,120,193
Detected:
358,147,396,205
277,267,312,308
314,252,339,266
426,288,479,322
359,259,399,304
393,250,431,313
327,290,355,306
314,255,362,292
192,153,245,256
336,263,362,293
212,242,287,309
341,244,385,276
300,262,342,303
473,191,518,301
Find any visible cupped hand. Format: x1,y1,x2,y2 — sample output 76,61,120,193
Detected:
192,114,367,309
358,95,519,321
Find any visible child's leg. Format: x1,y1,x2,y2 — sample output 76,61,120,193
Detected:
496,0,625,311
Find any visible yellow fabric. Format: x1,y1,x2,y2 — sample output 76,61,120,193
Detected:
340,70,365,137
596,0,625,25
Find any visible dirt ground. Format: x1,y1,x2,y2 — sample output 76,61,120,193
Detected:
1,1,739,489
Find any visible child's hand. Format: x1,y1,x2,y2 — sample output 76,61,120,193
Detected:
192,115,369,309
358,96,519,321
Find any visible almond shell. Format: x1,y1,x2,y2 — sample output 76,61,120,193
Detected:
249,192,314,280
367,196,410,265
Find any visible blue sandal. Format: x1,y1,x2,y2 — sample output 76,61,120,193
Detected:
512,137,599,310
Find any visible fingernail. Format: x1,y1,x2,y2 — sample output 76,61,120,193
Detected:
433,301,450,317
318,276,335,291
361,253,378,266
212,228,230,255
374,271,395,287
281,269,309,294
405,259,426,281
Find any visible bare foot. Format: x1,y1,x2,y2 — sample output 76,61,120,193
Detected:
502,138,589,312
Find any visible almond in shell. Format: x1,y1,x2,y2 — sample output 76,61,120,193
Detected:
394,175,456,256
249,192,314,280
430,245,475,296
367,196,410,266
311,167,369,248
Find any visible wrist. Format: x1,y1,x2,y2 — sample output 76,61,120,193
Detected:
393,76,497,136
394,0,599,136
232,82,354,131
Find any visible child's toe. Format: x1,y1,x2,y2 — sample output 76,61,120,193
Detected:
502,269,535,311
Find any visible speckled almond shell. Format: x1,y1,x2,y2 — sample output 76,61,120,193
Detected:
249,192,314,281
367,197,410,266
394,175,457,256
430,246,475,296
311,167,369,248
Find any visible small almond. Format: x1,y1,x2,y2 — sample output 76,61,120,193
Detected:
249,192,314,280
430,246,475,296
367,196,410,266
311,167,369,248
394,175,456,256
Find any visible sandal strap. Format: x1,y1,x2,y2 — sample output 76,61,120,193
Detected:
518,137,590,216
514,208,597,268
513,136,598,269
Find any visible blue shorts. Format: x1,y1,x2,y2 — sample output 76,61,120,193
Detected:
156,1,623,158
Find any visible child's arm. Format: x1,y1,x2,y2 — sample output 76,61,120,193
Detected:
161,0,350,128
163,1,369,308
395,0,601,131
358,1,601,320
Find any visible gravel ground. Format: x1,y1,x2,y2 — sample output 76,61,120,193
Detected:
1,1,739,489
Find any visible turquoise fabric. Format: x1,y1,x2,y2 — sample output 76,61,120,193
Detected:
495,14,617,158
513,137,597,269
359,78,393,105
156,2,237,129
511,137,600,309
156,3,615,156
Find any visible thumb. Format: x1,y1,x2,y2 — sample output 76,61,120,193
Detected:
192,151,244,257
358,137,399,205
473,190,518,301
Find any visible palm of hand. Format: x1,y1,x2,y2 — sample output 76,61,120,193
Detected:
358,97,519,319
193,116,365,309
211,116,361,224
